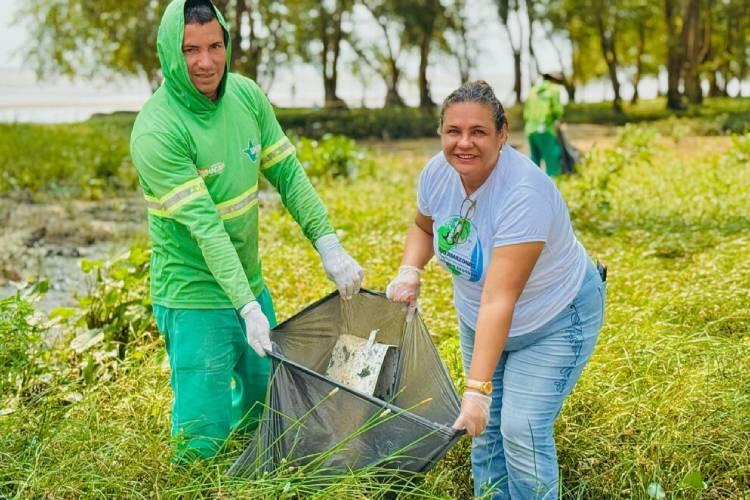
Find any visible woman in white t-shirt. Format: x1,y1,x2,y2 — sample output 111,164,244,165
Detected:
386,80,606,500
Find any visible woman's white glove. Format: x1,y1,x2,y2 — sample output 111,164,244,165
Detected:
240,301,271,357
386,265,422,319
315,234,364,300
452,391,491,436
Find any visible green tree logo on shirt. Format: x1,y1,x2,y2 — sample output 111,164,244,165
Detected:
243,142,261,162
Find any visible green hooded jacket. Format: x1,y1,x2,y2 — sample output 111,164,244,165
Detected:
130,0,334,310
523,80,563,135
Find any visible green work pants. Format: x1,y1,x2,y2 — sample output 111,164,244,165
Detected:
528,131,561,177
153,288,277,462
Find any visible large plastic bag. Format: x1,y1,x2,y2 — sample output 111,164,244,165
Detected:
228,290,462,477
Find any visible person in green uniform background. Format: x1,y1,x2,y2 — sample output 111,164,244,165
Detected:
523,72,565,177
130,0,364,462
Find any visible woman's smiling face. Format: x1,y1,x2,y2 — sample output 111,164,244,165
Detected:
440,102,507,189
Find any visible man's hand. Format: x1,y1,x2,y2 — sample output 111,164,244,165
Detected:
315,234,364,299
240,301,271,357
386,265,422,320
452,392,491,436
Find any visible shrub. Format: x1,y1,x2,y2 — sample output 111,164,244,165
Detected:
276,107,439,139
0,282,51,400
293,134,374,179
74,245,155,366
0,119,136,199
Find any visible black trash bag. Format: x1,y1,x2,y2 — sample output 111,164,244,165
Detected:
557,127,582,175
228,289,463,478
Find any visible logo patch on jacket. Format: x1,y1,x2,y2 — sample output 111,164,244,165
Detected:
197,162,225,177
244,142,261,162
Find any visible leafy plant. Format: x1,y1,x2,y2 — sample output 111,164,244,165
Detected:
0,282,50,400
293,134,374,179
71,245,155,381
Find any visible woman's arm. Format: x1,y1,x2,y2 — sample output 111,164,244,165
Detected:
468,241,544,382
387,211,434,308
453,241,544,435
400,211,435,268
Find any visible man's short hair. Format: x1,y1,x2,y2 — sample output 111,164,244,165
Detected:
184,0,216,25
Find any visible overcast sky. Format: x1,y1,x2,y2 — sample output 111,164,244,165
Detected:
0,0,25,70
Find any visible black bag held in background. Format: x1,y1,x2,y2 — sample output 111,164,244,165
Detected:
557,127,582,175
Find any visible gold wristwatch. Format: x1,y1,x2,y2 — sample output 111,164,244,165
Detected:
465,378,493,396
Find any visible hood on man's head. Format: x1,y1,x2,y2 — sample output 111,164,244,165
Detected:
156,0,232,111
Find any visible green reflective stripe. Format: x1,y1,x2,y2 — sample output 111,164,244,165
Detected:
147,207,172,218
261,138,295,170
161,178,208,214
142,178,208,217
144,194,160,210
144,194,171,218
216,185,259,220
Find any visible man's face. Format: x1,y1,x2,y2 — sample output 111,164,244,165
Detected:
182,19,226,101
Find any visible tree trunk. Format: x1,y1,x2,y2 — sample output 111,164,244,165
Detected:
418,31,434,108
322,1,347,108
594,11,622,112
664,0,684,110
682,0,702,104
386,62,405,107
630,23,645,104
513,49,522,104
525,0,541,80
707,71,724,97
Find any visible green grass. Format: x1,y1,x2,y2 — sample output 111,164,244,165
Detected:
1,121,750,498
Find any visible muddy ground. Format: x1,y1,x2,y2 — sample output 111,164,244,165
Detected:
0,124,619,312
0,196,148,311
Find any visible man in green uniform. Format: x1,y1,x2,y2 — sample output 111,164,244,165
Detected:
523,72,565,177
130,0,364,462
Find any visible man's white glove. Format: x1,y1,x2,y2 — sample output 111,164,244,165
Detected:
386,265,422,320
315,234,364,300
452,391,492,436
240,301,271,357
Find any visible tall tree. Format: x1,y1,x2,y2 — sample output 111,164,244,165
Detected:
681,0,709,104
618,0,662,104
494,0,524,104
351,0,408,107
396,0,447,108
705,0,750,97
444,1,477,83
589,0,623,111
23,0,167,90
664,0,685,109
230,1,294,89
21,0,293,92
289,0,353,107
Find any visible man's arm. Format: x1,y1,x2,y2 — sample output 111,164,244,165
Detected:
131,132,255,309
249,83,363,298
251,84,335,243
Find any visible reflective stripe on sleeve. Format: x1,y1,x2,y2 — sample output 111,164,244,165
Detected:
143,177,208,218
260,137,295,170
216,184,259,220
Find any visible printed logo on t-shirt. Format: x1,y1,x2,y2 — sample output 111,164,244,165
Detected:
243,141,261,163
197,162,225,178
436,216,484,282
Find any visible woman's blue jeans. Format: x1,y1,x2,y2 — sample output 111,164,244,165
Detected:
459,260,606,499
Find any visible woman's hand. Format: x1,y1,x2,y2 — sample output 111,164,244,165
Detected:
452,391,491,436
386,265,422,319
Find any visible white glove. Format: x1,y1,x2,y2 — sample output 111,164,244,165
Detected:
452,391,491,436
240,301,271,357
315,234,364,299
386,265,422,319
